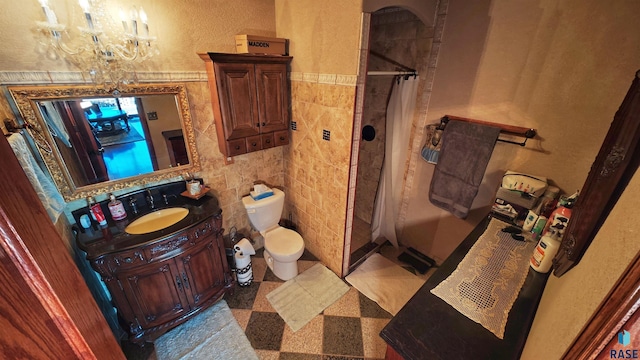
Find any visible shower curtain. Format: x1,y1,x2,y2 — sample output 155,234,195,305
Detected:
371,76,419,248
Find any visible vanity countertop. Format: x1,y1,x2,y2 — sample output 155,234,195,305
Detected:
75,191,221,260
380,215,549,360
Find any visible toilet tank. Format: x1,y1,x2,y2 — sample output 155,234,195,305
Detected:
242,188,285,231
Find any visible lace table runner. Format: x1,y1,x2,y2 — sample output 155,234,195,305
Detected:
430,218,536,339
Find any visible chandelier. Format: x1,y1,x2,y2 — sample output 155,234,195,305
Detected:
35,0,158,94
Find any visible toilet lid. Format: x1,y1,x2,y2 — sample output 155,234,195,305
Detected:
264,227,304,257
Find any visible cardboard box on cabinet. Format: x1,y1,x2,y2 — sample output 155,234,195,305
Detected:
235,35,288,55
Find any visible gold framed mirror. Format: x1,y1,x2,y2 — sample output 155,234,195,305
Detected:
7,83,200,201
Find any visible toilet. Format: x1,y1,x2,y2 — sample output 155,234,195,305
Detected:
242,188,304,281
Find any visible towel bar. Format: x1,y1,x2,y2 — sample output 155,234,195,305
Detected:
439,115,537,147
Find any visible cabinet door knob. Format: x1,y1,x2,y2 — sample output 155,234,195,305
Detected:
266,139,271,143
235,145,240,150
255,123,260,127
262,122,266,126
252,142,257,147
176,276,182,290
280,136,285,141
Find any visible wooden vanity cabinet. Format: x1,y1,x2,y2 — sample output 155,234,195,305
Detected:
90,213,232,342
199,53,293,162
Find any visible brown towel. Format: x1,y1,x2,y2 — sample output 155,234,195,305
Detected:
429,120,500,218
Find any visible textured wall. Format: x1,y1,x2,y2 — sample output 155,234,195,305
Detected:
284,81,355,274
362,0,437,26
276,0,361,275
275,0,362,75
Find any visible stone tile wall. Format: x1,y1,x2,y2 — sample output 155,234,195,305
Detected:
186,81,286,236
284,79,356,275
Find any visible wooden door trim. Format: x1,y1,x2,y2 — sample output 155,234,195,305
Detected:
563,251,640,359
0,211,95,359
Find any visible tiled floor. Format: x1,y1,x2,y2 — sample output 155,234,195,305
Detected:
226,248,393,360
122,245,434,360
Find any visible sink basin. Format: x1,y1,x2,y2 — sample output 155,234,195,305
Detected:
125,207,189,235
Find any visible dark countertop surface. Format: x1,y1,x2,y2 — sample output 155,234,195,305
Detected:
74,184,221,260
380,215,549,360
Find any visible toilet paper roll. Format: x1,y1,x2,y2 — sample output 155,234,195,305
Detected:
234,251,253,285
233,238,256,256
235,251,251,269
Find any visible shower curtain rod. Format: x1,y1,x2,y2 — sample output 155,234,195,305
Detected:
369,50,415,72
367,70,418,76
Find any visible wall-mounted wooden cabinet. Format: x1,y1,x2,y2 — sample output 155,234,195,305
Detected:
199,53,293,163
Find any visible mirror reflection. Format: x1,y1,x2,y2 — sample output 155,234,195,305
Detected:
39,94,185,185
8,84,200,201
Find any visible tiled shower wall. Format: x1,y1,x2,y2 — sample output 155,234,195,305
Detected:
284,77,356,275
354,9,435,226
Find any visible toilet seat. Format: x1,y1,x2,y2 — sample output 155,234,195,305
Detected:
264,226,304,262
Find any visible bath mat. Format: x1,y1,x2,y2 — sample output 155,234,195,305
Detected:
345,253,425,316
267,263,349,332
430,218,536,339
153,300,258,360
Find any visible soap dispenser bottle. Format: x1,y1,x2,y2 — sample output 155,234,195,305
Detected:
107,193,127,221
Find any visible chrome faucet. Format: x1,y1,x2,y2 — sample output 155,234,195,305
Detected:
146,189,155,209
128,196,138,215
162,193,177,205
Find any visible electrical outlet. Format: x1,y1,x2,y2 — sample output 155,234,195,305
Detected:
322,129,330,141
147,111,158,120
291,121,297,130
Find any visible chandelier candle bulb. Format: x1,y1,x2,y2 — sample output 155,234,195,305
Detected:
79,0,95,31
130,8,138,36
119,8,129,32
39,0,58,26
139,8,149,36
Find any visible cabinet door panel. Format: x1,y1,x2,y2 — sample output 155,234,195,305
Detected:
261,132,275,149
256,63,289,133
215,63,260,139
246,135,262,153
179,237,226,306
273,130,289,147
226,138,247,157
120,262,188,329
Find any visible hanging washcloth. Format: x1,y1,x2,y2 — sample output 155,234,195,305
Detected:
8,133,66,222
420,123,443,164
429,120,500,219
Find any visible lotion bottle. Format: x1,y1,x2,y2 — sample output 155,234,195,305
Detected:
530,227,561,273
107,193,127,221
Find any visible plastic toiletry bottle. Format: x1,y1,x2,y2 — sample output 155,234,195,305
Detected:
541,192,577,238
522,210,538,232
530,226,561,273
87,196,107,226
524,186,560,233
107,193,127,221
530,216,547,240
